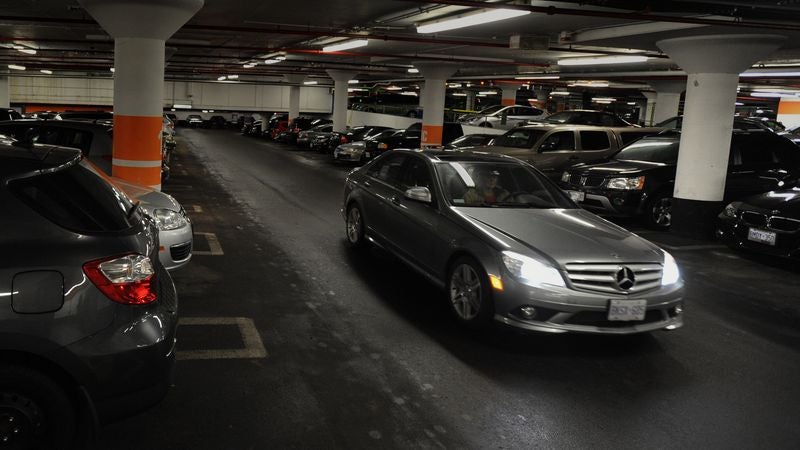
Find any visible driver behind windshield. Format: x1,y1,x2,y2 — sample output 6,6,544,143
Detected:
464,169,510,204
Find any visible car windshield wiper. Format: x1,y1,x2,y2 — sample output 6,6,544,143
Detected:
487,202,534,208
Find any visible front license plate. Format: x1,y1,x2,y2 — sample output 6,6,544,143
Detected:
747,228,776,246
567,190,585,202
608,299,647,321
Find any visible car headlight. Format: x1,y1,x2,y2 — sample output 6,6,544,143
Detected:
501,251,565,288
722,201,741,218
561,171,570,182
607,176,645,190
153,208,188,231
661,251,680,286
378,143,388,149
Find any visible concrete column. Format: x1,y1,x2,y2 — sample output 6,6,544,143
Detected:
80,0,203,190
284,74,305,126
0,76,9,108
500,85,517,106
416,63,458,147
649,80,685,125
465,90,476,111
418,82,425,108
657,34,785,238
326,70,356,133
641,91,657,126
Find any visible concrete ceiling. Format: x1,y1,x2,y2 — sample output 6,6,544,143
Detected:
2,0,800,96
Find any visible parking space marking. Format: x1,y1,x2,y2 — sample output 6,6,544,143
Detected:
176,317,267,360
193,232,224,255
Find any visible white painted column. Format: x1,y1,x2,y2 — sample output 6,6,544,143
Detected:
500,85,517,106
80,0,203,190
0,76,9,108
641,91,657,126
416,63,457,147
465,90,476,111
649,80,685,124
326,70,356,133
657,34,785,237
284,74,305,126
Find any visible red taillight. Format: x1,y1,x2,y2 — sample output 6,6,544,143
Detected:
83,254,157,305
340,135,348,144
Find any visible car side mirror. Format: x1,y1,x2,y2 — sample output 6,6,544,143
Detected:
405,186,432,204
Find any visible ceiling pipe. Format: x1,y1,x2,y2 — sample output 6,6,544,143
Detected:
395,0,800,32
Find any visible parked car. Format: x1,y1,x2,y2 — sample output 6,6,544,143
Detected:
559,130,800,229
716,187,800,258
0,108,22,121
459,105,547,129
342,149,684,333
54,110,114,121
186,114,204,128
529,110,634,127
444,133,496,149
319,125,393,153
349,93,421,117
333,128,401,163
245,120,263,137
202,115,228,129
478,124,664,178
297,123,334,147
266,114,289,140
363,122,464,160
0,141,178,448
0,119,193,269
277,117,332,144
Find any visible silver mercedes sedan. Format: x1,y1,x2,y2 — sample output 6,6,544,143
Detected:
342,150,684,334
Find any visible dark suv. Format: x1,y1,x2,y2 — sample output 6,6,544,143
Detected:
0,142,178,448
363,122,464,160
559,130,800,229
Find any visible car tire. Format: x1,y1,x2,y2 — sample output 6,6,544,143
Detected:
644,192,673,230
345,204,368,249
0,365,77,450
447,256,494,329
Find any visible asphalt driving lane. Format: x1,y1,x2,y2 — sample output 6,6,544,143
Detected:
98,128,800,449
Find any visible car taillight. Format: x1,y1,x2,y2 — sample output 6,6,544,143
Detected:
340,135,348,144
83,254,157,305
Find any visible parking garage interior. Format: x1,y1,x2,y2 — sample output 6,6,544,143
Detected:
1,1,800,449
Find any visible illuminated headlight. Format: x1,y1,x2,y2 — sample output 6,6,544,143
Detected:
722,201,741,218
561,171,570,182
153,208,188,231
661,251,680,286
501,251,565,288
377,143,388,149
607,176,645,190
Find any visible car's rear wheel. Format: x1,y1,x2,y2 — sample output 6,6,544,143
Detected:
345,204,367,249
644,192,673,230
0,366,77,450
447,256,494,328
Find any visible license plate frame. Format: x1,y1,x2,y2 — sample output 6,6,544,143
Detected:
607,299,647,321
567,190,585,202
747,228,776,246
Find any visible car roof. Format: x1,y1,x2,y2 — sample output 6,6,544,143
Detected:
0,140,82,179
0,118,112,130
398,148,521,164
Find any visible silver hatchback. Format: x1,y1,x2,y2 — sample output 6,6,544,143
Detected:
342,150,684,334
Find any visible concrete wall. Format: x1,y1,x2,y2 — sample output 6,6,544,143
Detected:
10,76,333,113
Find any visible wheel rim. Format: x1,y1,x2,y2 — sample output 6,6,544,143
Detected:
0,392,41,448
449,264,482,320
346,208,361,243
652,197,672,227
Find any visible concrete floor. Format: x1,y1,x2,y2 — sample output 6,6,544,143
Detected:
99,128,800,449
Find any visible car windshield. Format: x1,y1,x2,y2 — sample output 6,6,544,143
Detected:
491,129,547,149
614,138,680,163
478,105,504,115
434,159,574,208
542,112,578,123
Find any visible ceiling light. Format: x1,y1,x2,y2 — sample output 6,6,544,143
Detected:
348,79,359,84
558,55,648,66
322,39,369,52
209,110,215,113
217,75,227,81
274,56,286,61
243,63,256,68
593,97,616,102
740,71,800,78
227,74,239,79
109,67,115,73
448,83,462,88
386,86,402,91
751,91,796,98
515,75,560,80
735,102,744,106
627,102,637,105
202,110,209,113
452,93,467,97
40,69,52,75
303,81,318,85
7,64,25,71
264,59,281,65
550,91,571,96
408,68,419,74
173,104,191,109
417,9,530,34
401,92,418,96
478,91,497,95
568,81,610,88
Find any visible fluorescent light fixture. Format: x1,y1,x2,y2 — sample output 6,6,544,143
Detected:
7,64,25,71
515,75,560,80
558,55,648,66
243,63,256,68
275,56,286,61
209,110,214,112
627,102,637,105
348,79,359,84
173,104,191,109
417,8,530,34
477,94,487,97
40,69,53,75
109,67,115,73
751,91,795,98
594,100,613,104
303,81,318,85
202,110,208,113
740,71,800,78
735,102,744,106
217,75,227,81
401,92,418,96
322,39,369,52
227,74,239,79
478,91,497,95
386,86,402,91
568,81,610,87
549,91,571,96
408,68,419,73
170,108,176,112
448,83,462,88
451,93,467,97
593,97,616,102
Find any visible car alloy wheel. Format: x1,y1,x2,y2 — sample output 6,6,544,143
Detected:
448,257,493,327
345,205,366,248
648,194,673,229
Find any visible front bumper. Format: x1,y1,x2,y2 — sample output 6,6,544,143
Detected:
492,276,684,335
158,222,193,270
560,184,645,217
333,146,365,162
716,215,800,258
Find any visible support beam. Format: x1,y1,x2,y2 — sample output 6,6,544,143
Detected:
0,76,8,108
500,86,516,106
284,74,306,126
326,70,356,133
649,80,685,125
416,63,458,147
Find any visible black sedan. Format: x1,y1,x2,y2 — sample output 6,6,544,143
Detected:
559,130,800,229
364,122,464,159
717,187,800,258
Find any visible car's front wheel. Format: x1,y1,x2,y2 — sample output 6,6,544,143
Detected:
345,204,367,249
644,192,673,230
0,366,77,450
447,256,494,328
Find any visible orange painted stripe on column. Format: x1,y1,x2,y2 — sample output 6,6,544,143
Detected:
112,165,163,186
422,124,443,147
113,115,163,161
777,101,800,114
501,98,515,106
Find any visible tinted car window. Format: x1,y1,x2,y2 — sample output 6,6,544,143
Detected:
541,131,575,151
367,153,407,186
400,157,433,191
580,131,610,150
733,132,800,167
615,137,679,163
493,129,547,149
9,163,138,233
